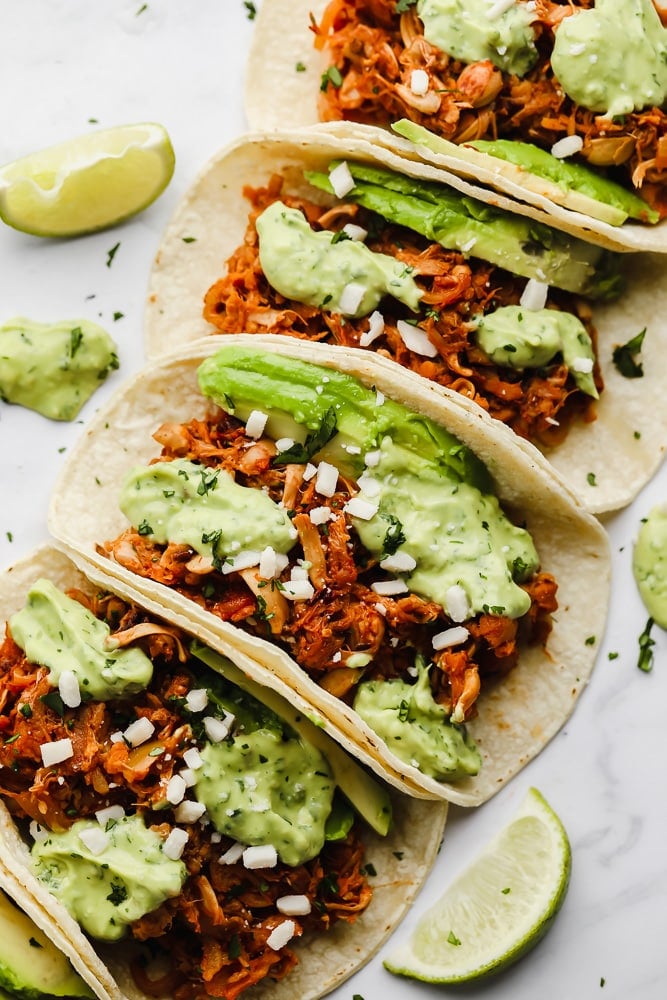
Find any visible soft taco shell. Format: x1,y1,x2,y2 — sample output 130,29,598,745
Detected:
48,335,610,807
245,0,667,254
144,129,667,513
0,543,446,1000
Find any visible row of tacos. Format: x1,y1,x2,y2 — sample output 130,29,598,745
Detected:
4,16,664,991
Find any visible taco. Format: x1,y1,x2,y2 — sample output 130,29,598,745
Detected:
0,544,444,1000
48,336,610,808
144,130,667,513
245,0,667,252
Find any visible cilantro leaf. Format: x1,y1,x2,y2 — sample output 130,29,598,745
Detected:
638,617,655,672
612,328,646,378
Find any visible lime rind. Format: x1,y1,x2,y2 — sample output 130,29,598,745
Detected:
0,123,175,237
384,787,571,983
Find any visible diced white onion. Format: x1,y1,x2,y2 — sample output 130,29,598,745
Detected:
166,774,187,805
174,800,207,824
245,409,268,439
290,564,309,581
275,437,295,452
243,844,278,870
344,497,379,520
364,449,381,467
303,462,317,481
58,670,81,708
445,584,471,623
163,828,189,860
380,551,417,573
282,579,316,601
338,282,366,315
329,161,355,198
550,134,584,159
204,713,234,742
95,804,125,826
571,356,594,373
396,319,438,357
519,278,549,311
267,920,296,951
360,310,385,347
123,717,155,747
78,826,109,856
185,688,209,713
109,730,125,744
183,747,203,770
309,505,334,525
221,550,262,574
315,461,339,497
356,473,381,497
432,625,470,650
375,389,385,406
342,223,368,242
219,841,245,865
40,738,74,767
460,237,477,253
179,768,197,788
410,69,429,96
277,894,312,916
371,580,409,596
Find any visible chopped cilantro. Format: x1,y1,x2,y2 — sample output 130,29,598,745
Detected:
244,0,257,18
106,242,120,267
40,691,66,718
19,703,33,719
182,236,197,244
501,887,511,894
295,61,306,72
5,531,12,543
69,326,84,357
612,328,646,378
638,617,655,672
607,651,619,661
587,472,597,487
381,514,406,556
585,635,596,646
113,311,124,321
137,519,153,536
397,699,410,722
447,930,462,946
106,881,128,905
28,937,43,948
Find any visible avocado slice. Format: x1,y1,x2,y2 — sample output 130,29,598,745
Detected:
197,345,492,491
0,891,93,999
305,161,623,300
391,119,658,226
190,641,393,837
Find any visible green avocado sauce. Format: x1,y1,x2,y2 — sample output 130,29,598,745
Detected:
30,815,186,942
633,505,667,628
194,729,335,867
551,0,667,117
119,458,298,566
352,438,538,620
417,0,538,76
9,579,153,700
256,200,423,318
353,658,481,780
0,317,118,421
475,305,598,398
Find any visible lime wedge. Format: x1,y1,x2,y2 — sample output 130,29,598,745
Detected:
384,787,571,983
0,123,175,237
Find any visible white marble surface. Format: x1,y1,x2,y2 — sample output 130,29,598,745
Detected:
0,3,666,999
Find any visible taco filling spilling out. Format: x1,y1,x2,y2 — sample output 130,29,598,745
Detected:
99,346,558,784
313,0,667,220
202,160,619,446
0,577,384,1000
